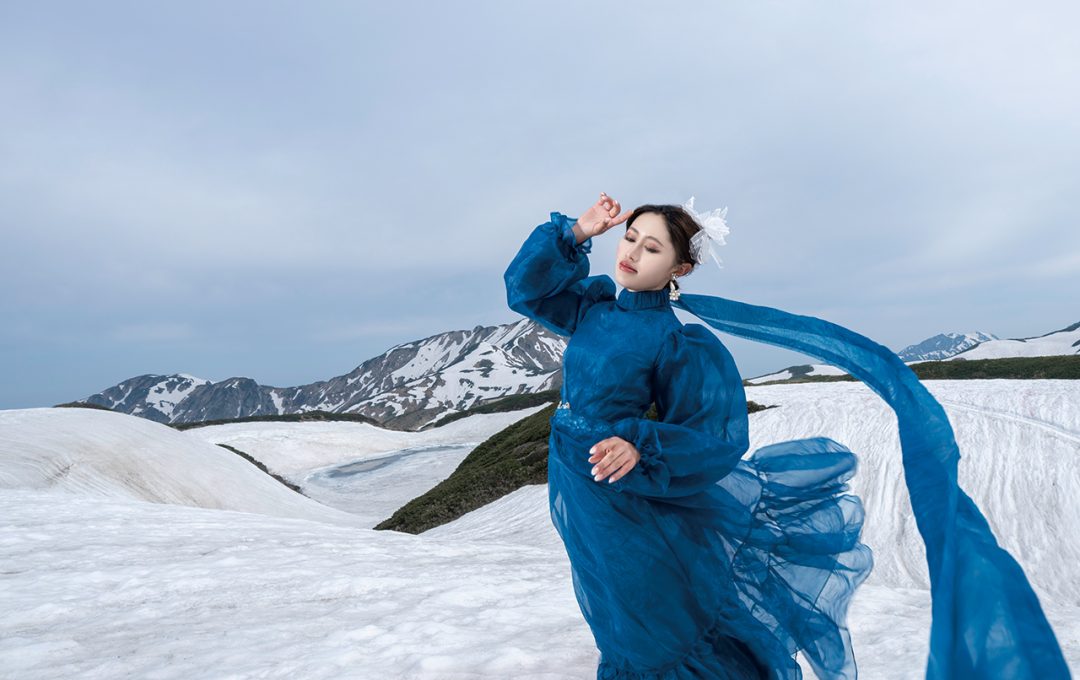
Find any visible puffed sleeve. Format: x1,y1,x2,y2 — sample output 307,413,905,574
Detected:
504,211,616,337
609,323,750,499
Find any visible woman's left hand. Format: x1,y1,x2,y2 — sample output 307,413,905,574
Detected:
588,436,641,484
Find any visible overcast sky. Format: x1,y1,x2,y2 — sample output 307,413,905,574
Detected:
2,1,1078,410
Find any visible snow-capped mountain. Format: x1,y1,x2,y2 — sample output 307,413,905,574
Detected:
81,373,213,423
81,319,566,429
897,331,999,362
944,321,1080,361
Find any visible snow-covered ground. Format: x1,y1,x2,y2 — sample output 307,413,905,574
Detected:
744,379,1080,601
1,381,1078,678
0,486,594,680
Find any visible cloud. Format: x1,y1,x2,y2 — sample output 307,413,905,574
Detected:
307,318,461,344
108,322,195,343
1,1,1078,408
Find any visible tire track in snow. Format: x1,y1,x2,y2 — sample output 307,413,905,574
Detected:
936,398,1080,446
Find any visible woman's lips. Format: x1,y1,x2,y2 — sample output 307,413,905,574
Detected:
619,262,637,273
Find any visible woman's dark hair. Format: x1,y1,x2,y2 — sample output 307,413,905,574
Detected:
625,204,703,292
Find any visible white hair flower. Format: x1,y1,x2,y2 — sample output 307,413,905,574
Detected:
682,196,730,269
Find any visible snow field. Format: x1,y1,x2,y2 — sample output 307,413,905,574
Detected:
1,380,1078,677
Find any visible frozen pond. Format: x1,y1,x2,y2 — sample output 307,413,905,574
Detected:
300,443,478,527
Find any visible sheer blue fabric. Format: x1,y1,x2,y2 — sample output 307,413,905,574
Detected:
504,212,1069,679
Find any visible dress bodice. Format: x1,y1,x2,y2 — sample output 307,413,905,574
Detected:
502,210,748,453
561,285,682,422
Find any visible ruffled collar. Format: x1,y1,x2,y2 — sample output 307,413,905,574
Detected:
616,286,672,310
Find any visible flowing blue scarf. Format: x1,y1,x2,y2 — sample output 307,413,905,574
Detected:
670,292,1070,679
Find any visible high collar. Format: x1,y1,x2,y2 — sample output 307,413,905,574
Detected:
616,286,672,311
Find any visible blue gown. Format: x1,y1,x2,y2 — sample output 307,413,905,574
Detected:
504,211,1070,680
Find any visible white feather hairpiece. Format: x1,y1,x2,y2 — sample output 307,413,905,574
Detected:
681,196,730,269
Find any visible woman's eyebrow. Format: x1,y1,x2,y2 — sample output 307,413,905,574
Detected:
626,226,665,246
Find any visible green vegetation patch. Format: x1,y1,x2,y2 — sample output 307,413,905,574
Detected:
910,355,1080,379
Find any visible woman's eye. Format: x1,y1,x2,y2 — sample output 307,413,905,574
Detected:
625,235,659,253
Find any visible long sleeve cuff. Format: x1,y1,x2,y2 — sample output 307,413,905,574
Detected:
551,212,593,260
608,415,745,499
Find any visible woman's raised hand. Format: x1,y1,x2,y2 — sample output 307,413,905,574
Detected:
576,192,634,238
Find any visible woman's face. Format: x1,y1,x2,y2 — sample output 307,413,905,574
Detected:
614,212,690,291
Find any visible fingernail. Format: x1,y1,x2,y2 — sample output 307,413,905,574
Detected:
589,447,595,454
591,467,597,475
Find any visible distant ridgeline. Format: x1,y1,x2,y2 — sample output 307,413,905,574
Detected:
65,318,1078,430
57,355,1080,433
747,355,1080,385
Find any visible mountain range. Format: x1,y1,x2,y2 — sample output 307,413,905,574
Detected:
897,331,1000,361
80,319,563,430
77,317,1079,428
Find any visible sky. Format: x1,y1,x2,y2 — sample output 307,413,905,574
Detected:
2,1,1078,410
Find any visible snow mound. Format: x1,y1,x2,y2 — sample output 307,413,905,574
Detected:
423,484,564,550
0,407,365,528
0,487,599,679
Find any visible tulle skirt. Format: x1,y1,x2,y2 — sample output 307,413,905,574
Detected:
548,408,874,680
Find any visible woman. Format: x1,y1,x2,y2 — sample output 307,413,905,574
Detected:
503,193,1069,679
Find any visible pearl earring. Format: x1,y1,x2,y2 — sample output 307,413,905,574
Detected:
668,274,680,301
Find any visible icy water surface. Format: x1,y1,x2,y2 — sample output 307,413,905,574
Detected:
302,443,477,526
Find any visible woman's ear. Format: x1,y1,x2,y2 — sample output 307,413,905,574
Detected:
674,262,693,277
